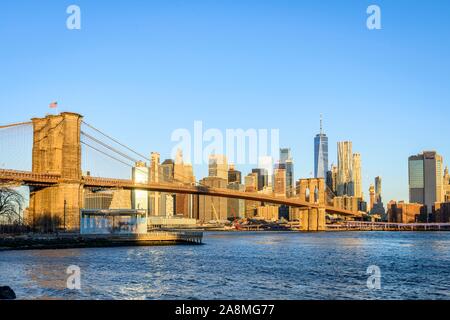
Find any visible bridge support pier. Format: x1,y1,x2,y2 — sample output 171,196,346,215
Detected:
29,183,83,231
299,207,326,232
28,112,83,232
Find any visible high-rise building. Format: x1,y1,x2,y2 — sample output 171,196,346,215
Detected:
258,156,274,186
375,176,382,203
150,152,161,216
274,168,287,198
198,177,228,222
252,168,269,191
279,148,294,197
228,164,242,184
132,161,149,212
369,184,375,212
370,176,385,215
444,166,450,202
409,151,444,213
227,182,245,219
209,154,228,181
244,173,258,192
326,164,338,194
159,159,175,217
352,153,362,198
337,141,353,196
314,115,328,179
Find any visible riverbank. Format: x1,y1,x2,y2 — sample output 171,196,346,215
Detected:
0,231,203,251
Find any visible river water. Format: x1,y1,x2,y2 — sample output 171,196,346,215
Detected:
0,232,449,300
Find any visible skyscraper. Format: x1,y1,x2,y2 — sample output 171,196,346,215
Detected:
352,153,362,198
279,148,294,197
375,176,382,203
409,151,444,213
132,161,149,212
209,154,228,181
228,164,242,184
326,164,338,194
337,141,353,196
258,156,274,186
369,184,375,212
274,168,287,198
252,168,268,191
444,166,450,202
314,115,328,179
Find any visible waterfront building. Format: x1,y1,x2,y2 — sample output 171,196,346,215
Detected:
252,168,269,191
337,141,353,196
387,201,426,223
314,115,329,179
434,202,450,223
408,151,444,213
256,205,279,221
333,196,363,212
131,161,149,213
84,190,113,210
352,153,362,198
228,164,242,184
209,154,228,182
274,167,287,198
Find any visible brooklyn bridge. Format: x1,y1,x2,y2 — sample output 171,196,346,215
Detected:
0,112,362,232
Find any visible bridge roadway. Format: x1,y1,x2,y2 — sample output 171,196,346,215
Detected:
0,169,361,217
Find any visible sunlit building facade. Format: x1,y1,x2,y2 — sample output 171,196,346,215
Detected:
409,151,444,213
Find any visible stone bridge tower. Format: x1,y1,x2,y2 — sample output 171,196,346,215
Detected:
28,112,83,231
293,178,326,231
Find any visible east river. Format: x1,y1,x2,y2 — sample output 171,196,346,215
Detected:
1,232,449,300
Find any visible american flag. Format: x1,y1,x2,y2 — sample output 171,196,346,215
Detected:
49,101,58,109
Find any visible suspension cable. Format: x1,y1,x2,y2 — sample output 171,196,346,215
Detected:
82,121,150,161
0,121,32,130
81,131,139,164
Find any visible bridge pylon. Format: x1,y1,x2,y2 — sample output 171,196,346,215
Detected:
27,112,83,231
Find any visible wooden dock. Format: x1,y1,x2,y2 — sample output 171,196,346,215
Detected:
0,231,203,251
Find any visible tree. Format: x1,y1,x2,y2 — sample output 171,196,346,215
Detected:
0,187,24,223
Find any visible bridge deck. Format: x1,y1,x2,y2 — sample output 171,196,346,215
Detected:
0,169,361,217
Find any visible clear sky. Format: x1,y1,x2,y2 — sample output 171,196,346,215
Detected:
1,0,449,204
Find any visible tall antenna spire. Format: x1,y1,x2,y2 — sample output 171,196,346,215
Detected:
320,114,323,135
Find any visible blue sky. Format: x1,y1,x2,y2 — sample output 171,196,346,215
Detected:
0,0,449,204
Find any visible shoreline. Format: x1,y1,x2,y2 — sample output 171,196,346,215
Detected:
0,232,203,251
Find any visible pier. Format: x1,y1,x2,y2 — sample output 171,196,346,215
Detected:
327,221,450,231
0,231,203,251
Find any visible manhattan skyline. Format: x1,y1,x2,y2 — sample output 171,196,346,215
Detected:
1,0,450,204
